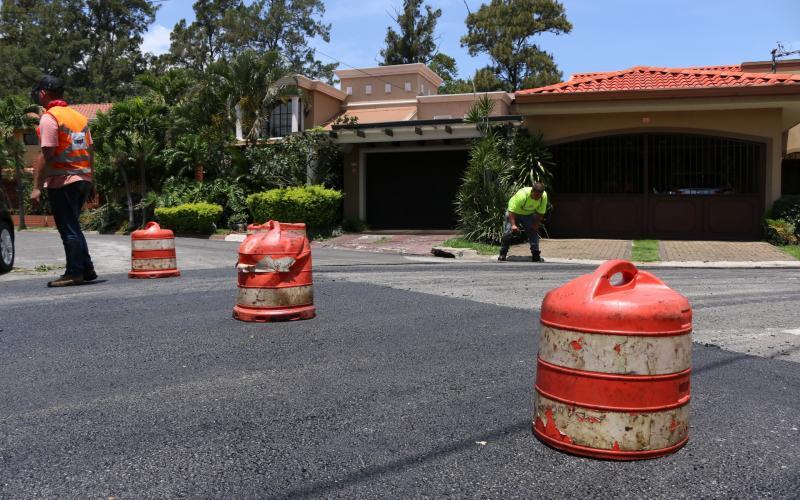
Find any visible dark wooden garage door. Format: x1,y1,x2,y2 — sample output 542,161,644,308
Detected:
547,133,765,240
366,149,469,229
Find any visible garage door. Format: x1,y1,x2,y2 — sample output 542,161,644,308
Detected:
547,133,765,240
365,150,469,229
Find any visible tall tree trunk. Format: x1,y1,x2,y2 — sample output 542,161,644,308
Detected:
14,157,26,230
117,162,134,231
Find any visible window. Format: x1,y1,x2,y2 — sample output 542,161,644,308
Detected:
404,81,412,92
419,85,424,94
365,84,372,95
346,86,353,95
384,83,392,94
268,100,293,138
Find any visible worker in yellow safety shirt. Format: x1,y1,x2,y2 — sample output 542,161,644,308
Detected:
498,182,547,262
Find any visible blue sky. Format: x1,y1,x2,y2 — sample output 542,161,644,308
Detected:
144,0,800,82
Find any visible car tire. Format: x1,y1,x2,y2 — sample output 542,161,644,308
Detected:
0,220,14,274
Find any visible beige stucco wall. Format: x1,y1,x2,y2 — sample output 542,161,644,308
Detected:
417,94,513,120
307,91,342,128
523,108,785,209
341,74,436,103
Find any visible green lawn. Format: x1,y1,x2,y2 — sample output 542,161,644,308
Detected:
780,245,800,260
441,237,501,255
631,240,660,262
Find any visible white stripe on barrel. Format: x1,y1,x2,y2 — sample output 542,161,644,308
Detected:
236,285,314,308
131,258,178,271
534,393,689,451
132,239,175,251
539,326,691,375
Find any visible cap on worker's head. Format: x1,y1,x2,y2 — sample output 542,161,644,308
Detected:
532,182,545,193
35,75,64,93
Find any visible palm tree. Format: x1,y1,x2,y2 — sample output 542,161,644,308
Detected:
0,96,40,230
92,98,168,227
210,50,293,144
161,133,209,181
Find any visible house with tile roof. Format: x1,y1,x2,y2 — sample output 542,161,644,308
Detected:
249,63,521,229
515,60,800,240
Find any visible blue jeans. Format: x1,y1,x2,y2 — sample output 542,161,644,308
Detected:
499,212,541,255
48,181,94,275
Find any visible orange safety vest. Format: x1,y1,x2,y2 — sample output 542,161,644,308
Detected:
37,104,92,179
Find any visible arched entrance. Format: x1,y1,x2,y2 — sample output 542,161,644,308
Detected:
547,133,766,240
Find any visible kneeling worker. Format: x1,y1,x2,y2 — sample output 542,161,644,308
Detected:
498,182,547,262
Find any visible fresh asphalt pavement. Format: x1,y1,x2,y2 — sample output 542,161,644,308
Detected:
1,232,799,498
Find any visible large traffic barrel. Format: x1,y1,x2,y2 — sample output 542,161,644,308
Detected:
533,260,692,460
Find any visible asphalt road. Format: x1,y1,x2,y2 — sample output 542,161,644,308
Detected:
1,233,799,498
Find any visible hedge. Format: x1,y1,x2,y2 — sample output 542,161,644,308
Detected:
246,185,343,232
154,203,223,234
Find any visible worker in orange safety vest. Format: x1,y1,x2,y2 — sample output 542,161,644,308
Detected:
30,75,97,287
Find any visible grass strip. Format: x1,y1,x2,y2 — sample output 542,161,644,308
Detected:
441,237,500,255
780,245,800,260
631,239,660,262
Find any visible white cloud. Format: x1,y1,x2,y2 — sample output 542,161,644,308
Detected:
141,24,172,55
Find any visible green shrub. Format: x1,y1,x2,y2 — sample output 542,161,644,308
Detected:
246,185,343,233
155,177,249,228
764,218,798,245
154,202,222,234
771,195,800,235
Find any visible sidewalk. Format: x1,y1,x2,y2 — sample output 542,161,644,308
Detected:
299,232,800,268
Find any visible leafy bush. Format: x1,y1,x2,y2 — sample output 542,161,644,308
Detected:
155,177,249,227
771,195,800,235
155,203,222,234
455,134,511,244
764,218,798,245
245,131,343,191
80,203,125,233
247,185,343,233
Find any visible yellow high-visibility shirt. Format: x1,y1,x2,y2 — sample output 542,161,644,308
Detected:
507,187,548,216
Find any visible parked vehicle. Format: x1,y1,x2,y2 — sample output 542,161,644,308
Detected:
0,191,15,273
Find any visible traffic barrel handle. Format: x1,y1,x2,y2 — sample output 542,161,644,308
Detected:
590,259,665,298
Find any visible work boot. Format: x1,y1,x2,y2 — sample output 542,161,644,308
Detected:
497,253,507,262
531,251,544,263
83,267,98,282
47,274,85,287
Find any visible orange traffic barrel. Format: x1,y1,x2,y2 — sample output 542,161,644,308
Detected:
233,220,315,322
533,260,692,460
128,221,180,279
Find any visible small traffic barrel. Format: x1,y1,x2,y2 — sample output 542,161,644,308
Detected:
533,260,692,460
233,220,315,322
128,221,181,279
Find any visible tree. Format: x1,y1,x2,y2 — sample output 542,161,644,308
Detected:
0,96,40,230
461,0,572,91
439,66,506,94
0,0,158,102
0,0,88,97
92,97,168,227
75,0,158,101
381,0,441,65
210,50,291,144
167,0,336,81
165,0,244,71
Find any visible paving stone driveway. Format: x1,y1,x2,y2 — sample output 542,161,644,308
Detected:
659,240,795,262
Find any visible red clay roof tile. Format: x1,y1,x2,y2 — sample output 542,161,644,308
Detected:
518,66,800,95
